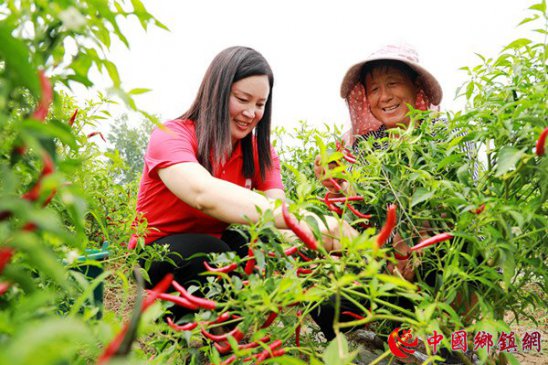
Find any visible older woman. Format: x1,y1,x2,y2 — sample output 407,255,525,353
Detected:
311,44,445,341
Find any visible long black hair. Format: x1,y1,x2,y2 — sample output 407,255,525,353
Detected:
181,46,274,180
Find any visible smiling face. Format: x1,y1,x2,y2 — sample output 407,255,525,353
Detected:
364,66,418,129
228,75,270,146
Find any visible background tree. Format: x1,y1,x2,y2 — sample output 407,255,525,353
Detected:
107,114,155,184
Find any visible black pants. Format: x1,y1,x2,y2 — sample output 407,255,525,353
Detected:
141,229,249,320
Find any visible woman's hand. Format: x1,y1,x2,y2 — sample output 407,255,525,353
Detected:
302,214,358,251
313,155,348,196
386,233,415,281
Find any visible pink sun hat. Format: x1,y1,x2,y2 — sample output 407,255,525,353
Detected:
340,43,443,104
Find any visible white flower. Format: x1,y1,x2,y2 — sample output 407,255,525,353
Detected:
59,7,86,31
65,250,80,265
511,226,522,236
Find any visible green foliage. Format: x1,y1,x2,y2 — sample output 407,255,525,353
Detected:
0,1,167,364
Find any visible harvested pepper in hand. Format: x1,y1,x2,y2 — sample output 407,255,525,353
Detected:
281,202,319,251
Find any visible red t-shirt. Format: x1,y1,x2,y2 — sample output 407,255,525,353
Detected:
129,119,283,247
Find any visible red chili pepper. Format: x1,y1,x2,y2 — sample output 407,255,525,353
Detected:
14,145,27,156
322,195,364,203
260,311,279,329
153,292,199,310
41,152,54,176
87,131,107,143
166,317,198,331
42,189,57,207
267,247,298,258
238,336,271,350
251,340,283,363
296,268,313,276
171,280,217,310
297,250,312,262
342,311,365,320
409,233,453,252
0,247,15,274
209,312,232,325
68,108,78,126
284,246,299,256
281,202,319,251
393,251,410,260
218,354,237,365
142,273,174,311
473,204,485,215
21,152,55,202
376,204,397,248
214,341,232,354
32,70,53,121
22,222,37,232
327,177,343,192
203,261,238,274
200,326,244,343
336,140,357,163
22,182,42,202
97,323,129,365
536,127,548,156
326,202,344,216
270,349,286,358
346,203,372,219
244,248,255,275
323,192,344,215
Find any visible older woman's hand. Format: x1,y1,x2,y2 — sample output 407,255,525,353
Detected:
313,154,348,196
386,233,415,282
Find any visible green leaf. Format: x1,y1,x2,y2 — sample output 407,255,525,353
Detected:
1,317,94,365
502,251,515,291
529,1,546,13
0,22,39,96
377,274,417,291
495,147,524,177
23,119,78,150
128,87,152,95
518,16,539,26
411,188,434,207
503,38,532,51
322,333,357,365
103,59,121,87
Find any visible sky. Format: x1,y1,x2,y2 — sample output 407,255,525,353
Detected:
101,0,536,132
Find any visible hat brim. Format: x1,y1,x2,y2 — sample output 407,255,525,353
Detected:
340,55,443,106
